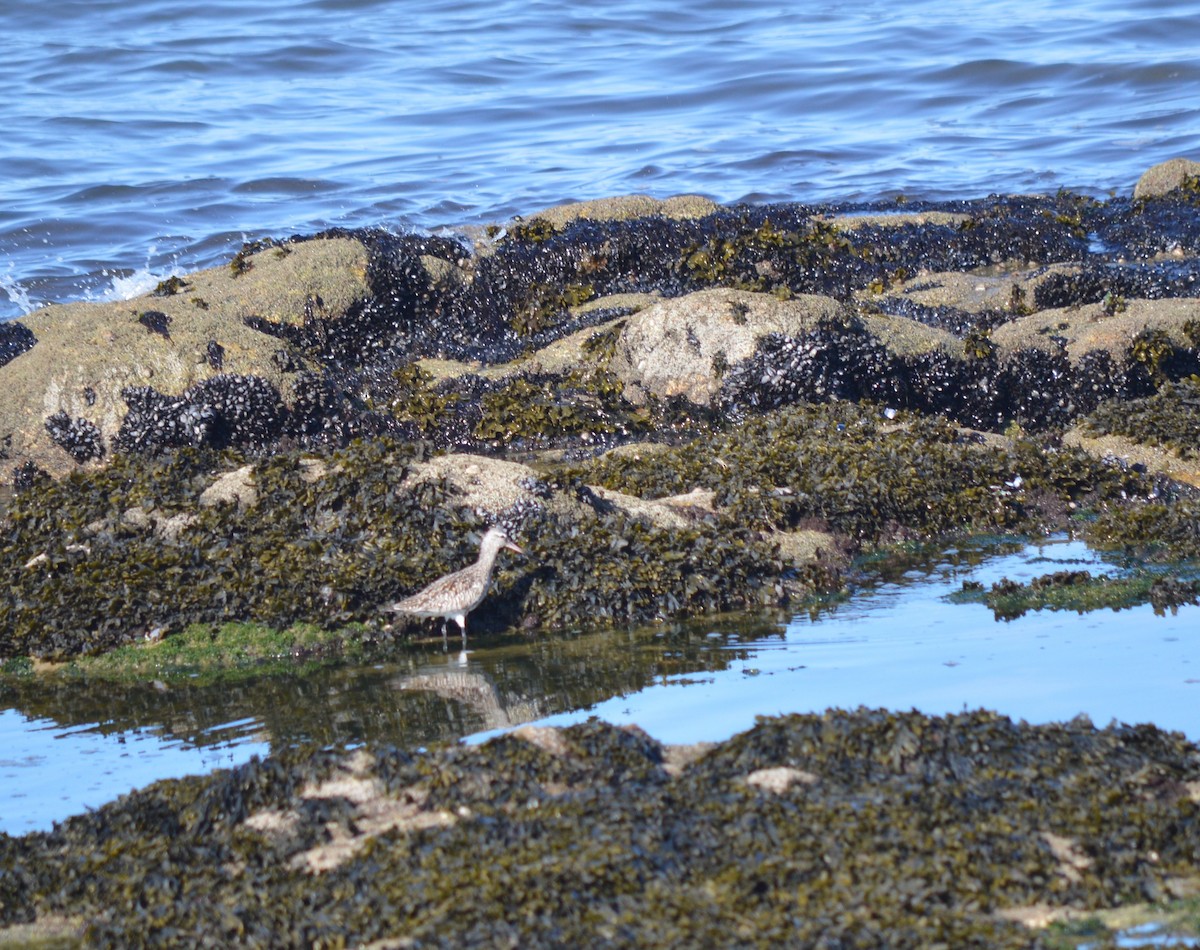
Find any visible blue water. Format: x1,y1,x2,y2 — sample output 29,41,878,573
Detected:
2,0,1199,319
2,538,1197,834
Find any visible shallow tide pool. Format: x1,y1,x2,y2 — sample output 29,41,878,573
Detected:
1,536,1196,836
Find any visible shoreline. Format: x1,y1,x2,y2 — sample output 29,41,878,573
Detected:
2,163,1200,661
1,161,1199,945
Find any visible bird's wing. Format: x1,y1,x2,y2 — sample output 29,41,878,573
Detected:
393,565,480,611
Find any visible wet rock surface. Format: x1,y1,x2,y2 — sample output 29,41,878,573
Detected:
2,709,1198,946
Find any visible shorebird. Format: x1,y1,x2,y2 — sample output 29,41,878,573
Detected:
389,526,523,646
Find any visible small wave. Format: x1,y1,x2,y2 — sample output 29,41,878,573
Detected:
0,273,35,317
98,267,178,303
90,245,185,305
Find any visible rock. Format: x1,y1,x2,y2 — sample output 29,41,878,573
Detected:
401,453,560,518
610,288,845,406
526,193,719,230
199,464,259,511
1133,157,1200,200
773,528,836,567
866,264,1080,315
743,765,819,793
1063,429,1200,489
824,210,973,232
584,485,698,531
989,296,1200,363
0,236,370,478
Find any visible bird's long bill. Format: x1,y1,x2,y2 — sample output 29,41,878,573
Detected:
505,539,524,555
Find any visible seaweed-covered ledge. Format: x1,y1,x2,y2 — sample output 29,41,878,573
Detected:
2,164,1200,664
1,709,1198,946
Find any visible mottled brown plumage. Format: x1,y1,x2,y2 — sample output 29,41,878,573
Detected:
390,526,523,642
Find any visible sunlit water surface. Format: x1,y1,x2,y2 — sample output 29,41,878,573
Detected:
3,0,1200,318
1,537,1196,835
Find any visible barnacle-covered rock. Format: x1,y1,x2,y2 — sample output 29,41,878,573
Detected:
1133,156,1200,200
862,263,1080,327
989,297,1200,369
198,463,259,510
400,453,571,520
0,236,370,478
1065,376,1200,488
518,193,720,231
610,288,846,406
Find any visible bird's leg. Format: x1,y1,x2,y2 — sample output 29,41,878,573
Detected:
441,619,449,652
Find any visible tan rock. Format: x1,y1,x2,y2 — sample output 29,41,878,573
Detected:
610,288,845,406
585,485,697,531
866,264,1080,314
401,453,553,516
199,464,259,510
989,296,1200,363
824,210,973,232
1133,157,1200,200
743,766,819,793
1064,429,1200,489
773,528,836,567
610,288,957,406
0,237,370,478
528,194,719,230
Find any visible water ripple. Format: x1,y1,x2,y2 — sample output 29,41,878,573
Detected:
2,0,1200,316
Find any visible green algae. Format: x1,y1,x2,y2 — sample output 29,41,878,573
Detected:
512,282,595,337
505,216,559,244
1129,327,1178,384
473,370,632,446
151,275,188,297
1044,897,1200,949
52,620,378,685
679,217,862,293
385,362,461,436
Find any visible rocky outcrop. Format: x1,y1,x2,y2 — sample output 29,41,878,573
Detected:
2,167,1200,658
1134,156,1200,200
609,288,846,406
0,236,370,478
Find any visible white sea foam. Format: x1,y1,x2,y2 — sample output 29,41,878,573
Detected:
91,245,184,304
0,272,34,316
100,267,178,302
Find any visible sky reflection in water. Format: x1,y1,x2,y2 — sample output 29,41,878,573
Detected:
1,537,1196,835
469,538,1200,745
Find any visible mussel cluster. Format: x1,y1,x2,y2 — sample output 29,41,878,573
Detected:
43,410,105,463
0,320,35,368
